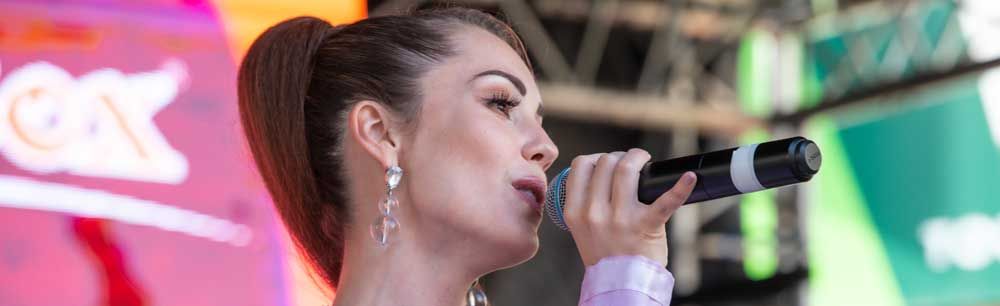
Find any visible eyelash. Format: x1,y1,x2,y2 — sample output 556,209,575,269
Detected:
485,91,521,118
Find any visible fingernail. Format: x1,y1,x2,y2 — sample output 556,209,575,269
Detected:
681,172,696,185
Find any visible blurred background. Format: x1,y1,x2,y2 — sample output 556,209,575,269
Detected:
1,0,998,305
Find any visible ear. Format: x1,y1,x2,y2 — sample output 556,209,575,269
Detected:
348,101,401,169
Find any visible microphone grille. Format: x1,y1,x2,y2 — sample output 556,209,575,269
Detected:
544,168,571,231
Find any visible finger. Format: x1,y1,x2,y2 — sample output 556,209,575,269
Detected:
645,171,697,226
586,151,625,224
610,148,651,210
564,154,601,230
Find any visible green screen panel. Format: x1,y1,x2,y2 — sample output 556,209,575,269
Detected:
806,72,1000,306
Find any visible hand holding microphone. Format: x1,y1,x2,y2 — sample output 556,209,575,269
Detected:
550,137,821,267
558,149,698,267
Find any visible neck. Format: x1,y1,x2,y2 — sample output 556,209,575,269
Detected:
331,222,481,306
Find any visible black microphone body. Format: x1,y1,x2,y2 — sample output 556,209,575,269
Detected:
637,136,821,204
545,137,822,230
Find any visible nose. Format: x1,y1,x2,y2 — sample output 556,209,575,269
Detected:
522,124,558,171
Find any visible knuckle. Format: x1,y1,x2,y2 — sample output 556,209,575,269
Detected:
600,153,623,169
614,158,641,175
586,214,606,227
596,153,612,167
584,208,606,225
633,148,652,163
570,156,591,169
628,148,648,156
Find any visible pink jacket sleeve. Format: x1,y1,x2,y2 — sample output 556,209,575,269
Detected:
578,256,674,306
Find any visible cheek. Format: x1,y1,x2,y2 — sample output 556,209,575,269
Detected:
405,112,522,225
412,108,515,179
417,119,503,175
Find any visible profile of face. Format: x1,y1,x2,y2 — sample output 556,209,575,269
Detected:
392,25,558,267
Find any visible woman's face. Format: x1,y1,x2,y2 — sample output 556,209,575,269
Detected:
399,26,557,267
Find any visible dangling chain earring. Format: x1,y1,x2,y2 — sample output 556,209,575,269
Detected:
370,165,402,247
466,278,489,306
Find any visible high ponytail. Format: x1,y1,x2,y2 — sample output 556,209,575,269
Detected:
238,17,344,286
237,9,533,289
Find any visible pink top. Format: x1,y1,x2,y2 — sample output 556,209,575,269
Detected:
578,256,674,306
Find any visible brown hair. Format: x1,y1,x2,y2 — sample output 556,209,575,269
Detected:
237,8,531,289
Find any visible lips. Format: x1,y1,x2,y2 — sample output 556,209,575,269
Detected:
512,177,546,212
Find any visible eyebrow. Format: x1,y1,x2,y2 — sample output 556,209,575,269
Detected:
472,69,526,96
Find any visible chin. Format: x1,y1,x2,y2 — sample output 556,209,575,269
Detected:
470,200,544,269
487,228,540,269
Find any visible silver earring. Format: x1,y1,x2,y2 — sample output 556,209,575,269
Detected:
370,165,402,247
466,278,489,306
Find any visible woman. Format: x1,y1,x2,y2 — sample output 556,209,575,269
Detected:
237,7,697,306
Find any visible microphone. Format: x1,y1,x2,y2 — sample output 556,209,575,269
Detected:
544,136,821,231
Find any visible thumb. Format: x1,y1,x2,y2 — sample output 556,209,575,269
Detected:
645,172,697,226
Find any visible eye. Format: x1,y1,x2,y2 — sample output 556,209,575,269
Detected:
484,91,521,118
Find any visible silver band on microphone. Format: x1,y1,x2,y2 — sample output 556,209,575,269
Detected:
730,144,765,194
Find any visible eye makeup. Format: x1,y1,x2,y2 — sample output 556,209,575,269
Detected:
484,90,522,118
